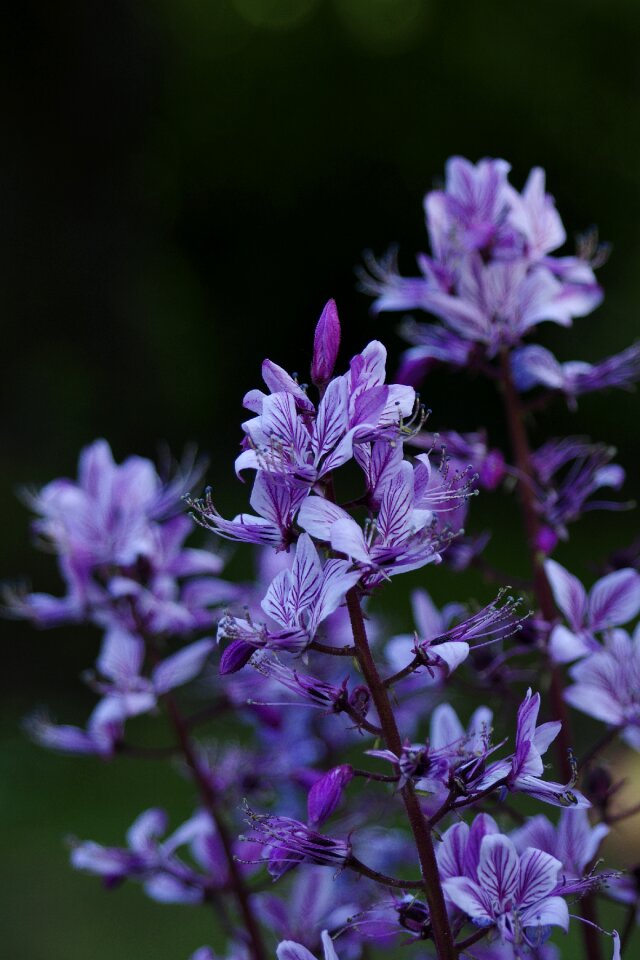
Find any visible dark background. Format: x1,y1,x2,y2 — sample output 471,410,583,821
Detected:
2,2,640,957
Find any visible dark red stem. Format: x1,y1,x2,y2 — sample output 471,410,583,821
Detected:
163,692,267,960
345,588,457,960
498,350,602,960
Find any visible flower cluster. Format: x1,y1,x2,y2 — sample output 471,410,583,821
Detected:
11,158,640,960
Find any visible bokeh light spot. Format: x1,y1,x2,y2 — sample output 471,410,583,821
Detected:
232,0,320,31
334,0,429,55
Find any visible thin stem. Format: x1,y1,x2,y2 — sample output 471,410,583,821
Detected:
345,587,457,960
352,767,400,783
309,639,356,657
606,800,640,824
498,349,603,960
349,856,424,890
163,691,267,960
383,655,421,688
621,902,637,952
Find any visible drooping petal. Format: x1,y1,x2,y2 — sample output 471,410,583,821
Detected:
152,639,215,694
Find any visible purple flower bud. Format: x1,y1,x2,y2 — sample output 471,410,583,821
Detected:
536,525,559,555
311,299,341,387
307,765,353,827
219,639,255,675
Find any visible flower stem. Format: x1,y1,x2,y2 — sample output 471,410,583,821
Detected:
498,349,602,960
163,691,267,960
345,587,457,960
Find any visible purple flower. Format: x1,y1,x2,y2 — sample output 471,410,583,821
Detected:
217,533,361,662
307,766,354,827
235,337,416,485
565,627,640,749
442,834,569,945
511,808,609,883
311,299,341,388
91,629,215,713
28,439,196,567
71,808,230,903
512,342,640,406
481,689,588,808
188,471,309,551
530,437,627,540
298,460,462,586
241,806,352,880
26,697,126,758
364,159,602,358
276,930,340,960
259,868,361,956
545,558,640,662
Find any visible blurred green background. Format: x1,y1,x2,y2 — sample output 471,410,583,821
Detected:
2,1,640,957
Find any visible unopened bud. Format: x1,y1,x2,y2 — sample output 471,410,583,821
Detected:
311,299,341,387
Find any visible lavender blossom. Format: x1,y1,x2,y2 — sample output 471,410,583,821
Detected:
443,834,570,946
545,558,640,662
71,808,231,903
216,533,360,662
512,342,640,405
530,437,627,542
565,626,640,749
511,809,610,884
363,158,602,360
298,459,465,585
241,806,352,880
480,689,588,808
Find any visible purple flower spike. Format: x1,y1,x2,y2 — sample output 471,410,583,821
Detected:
311,300,341,388
307,765,353,827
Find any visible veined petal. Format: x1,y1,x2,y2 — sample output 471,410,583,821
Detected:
442,877,494,924
517,847,562,908
588,569,640,632
477,835,519,909
520,895,569,932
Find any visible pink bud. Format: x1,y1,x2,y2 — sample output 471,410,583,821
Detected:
307,764,353,827
535,526,558,556
311,299,341,387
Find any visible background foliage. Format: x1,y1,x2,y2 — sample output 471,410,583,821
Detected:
2,2,640,957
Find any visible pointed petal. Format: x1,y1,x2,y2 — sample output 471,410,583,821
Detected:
477,835,519,908
544,559,587,629
588,569,640,631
